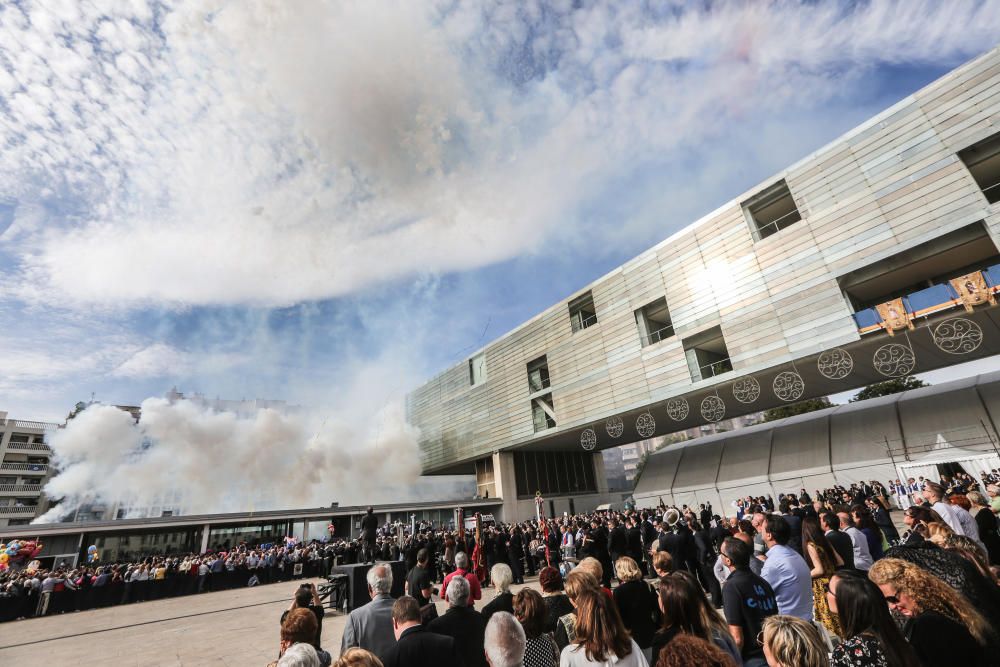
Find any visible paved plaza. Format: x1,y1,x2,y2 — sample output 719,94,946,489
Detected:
0,575,540,666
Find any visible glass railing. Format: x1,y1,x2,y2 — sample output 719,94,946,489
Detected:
853,264,1000,333
700,358,733,379
644,325,675,346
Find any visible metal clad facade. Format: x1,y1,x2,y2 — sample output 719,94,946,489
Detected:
410,47,1000,473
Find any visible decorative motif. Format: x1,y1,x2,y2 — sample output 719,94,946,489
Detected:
875,297,914,336
950,271,996,313
666,397,689,421
732,376,761,404
580,428,597,451
932,318,983,355
873,343,916,377
817,348,854,380
773,371,805,402
636,413,656,438
700,395,725,422
605,416,624,438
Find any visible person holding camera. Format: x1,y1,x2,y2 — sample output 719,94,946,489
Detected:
280,582,329,665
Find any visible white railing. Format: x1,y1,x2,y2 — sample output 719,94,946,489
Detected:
0,505,37,515
4,442,50,451
0,484,42,494
3,419,58,430
755,208,801,239
0,463,48,473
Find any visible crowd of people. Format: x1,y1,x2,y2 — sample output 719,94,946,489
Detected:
263,475,1000,667
4,472,1000,666
0,534,407,622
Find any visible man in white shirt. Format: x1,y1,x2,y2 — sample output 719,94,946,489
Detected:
836,511,873,571
922,482,965,535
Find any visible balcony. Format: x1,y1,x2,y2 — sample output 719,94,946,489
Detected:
4,442,50,453
0,484,42,495
0,505,38,516
2,419,57,430
852,263,1000,335
0,463,49,474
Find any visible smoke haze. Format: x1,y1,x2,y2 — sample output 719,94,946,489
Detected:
34,398,471,523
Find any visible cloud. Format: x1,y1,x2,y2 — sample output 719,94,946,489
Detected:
0,1,997,310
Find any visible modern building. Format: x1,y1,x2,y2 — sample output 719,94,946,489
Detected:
407,45,1000,522
0,412,59,527
633,371,1000,512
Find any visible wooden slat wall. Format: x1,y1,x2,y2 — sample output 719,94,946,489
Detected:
410,46,1000,473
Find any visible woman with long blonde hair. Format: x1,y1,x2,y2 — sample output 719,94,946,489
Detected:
760,615,828,667
869,558,990,665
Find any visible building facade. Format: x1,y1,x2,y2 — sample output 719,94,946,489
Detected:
0,412,58,527
407,46,1000,522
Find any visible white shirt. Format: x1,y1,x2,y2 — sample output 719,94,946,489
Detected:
561,639,649,667
932,501,965,535
843,526,874,571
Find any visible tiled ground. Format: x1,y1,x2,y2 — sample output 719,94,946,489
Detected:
0,575,540,666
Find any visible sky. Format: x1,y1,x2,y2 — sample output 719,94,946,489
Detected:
3,0,1000,426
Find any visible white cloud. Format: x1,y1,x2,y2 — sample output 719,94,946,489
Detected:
0,1,999,311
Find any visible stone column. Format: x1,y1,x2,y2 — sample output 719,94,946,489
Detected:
200,524,211,553
491,451,520,523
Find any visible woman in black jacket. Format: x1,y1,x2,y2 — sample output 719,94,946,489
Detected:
611,556,659,663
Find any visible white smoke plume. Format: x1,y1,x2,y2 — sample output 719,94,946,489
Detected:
34,398,470,523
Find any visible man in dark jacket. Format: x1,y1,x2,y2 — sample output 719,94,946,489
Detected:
427,576,486,667
820,512,855,570
608,518,628,569
361,507,379,563
382,596,465,667
507,527,524,584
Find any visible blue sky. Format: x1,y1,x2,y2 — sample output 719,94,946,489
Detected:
3,1,1000,424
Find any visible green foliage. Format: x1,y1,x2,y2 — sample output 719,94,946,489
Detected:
763,396,834,422
850,376,928,402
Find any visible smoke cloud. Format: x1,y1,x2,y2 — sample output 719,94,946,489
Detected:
34,398,471,523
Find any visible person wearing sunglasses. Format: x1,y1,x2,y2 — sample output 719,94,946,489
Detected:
868,558,990,666
824,570,919,667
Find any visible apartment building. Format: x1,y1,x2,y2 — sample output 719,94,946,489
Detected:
0,412,59,527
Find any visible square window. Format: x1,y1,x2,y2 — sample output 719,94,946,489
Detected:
635,297,674,346
742,179,802,241
958,131,1000,204
568,291,597,332
682,325,733,382
468,352,487,386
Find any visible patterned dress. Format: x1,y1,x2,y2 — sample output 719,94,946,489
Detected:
523,632,559,667
809,542,843,638
831,634,889,667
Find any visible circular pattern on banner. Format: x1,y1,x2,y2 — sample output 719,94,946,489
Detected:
732,376,761,404
605,415,624,438
636,413,656,438
700,395,726,422
817,348,854,380
580,428,597,451
773,371,805,402
666,397,689,421
932,318,984,355
873,343,916,377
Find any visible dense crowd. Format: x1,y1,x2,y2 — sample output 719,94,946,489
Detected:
275,477,999,667
4,470,1000,666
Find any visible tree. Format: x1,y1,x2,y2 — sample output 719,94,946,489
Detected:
763,397,834,422
850,376,928,402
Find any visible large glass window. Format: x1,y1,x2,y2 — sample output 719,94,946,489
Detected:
513,451,599,498
86,527,203,562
